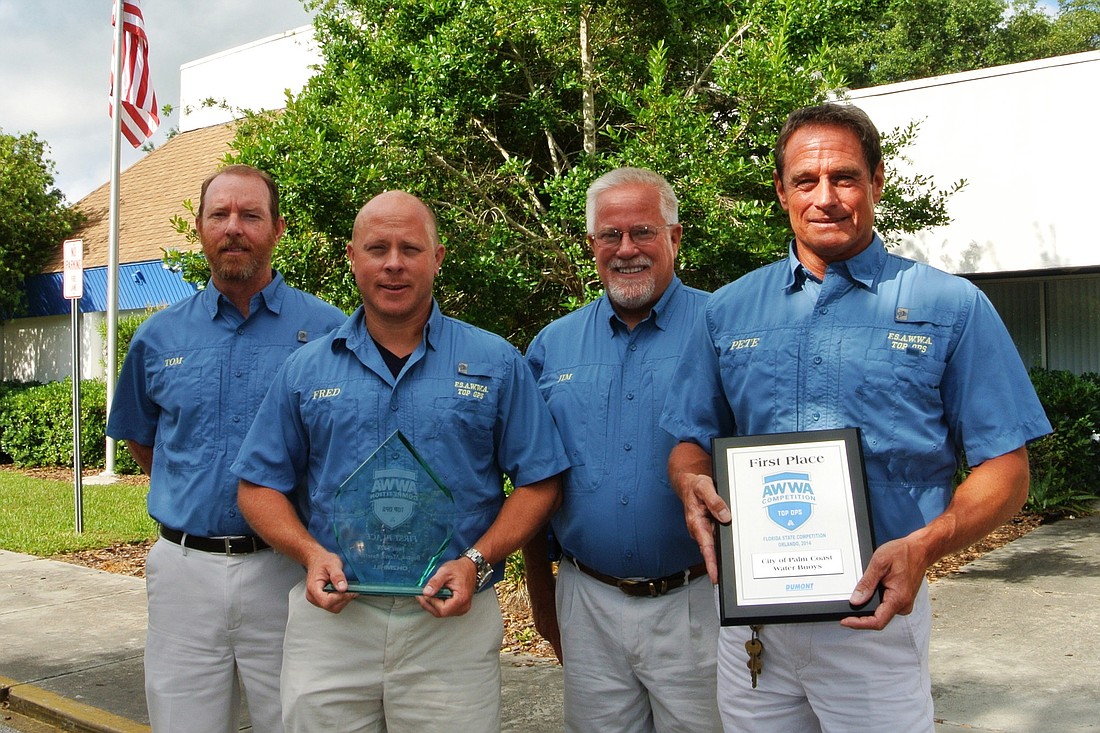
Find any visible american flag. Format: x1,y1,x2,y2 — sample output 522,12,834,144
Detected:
110,0,159,147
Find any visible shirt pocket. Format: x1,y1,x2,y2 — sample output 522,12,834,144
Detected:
540,369,611,495
717,333,784,435
146,349,216,470
429,363,499,445
851,325,950,459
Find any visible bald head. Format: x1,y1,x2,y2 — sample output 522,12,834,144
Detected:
353,190,440,249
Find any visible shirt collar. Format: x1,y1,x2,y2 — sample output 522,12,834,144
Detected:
337,299,443,354
200,270,286,320
782,234,886,292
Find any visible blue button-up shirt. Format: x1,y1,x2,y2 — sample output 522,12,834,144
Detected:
107,273,346,537
660,237,1051,543
527,277,709,578
231,301,571,585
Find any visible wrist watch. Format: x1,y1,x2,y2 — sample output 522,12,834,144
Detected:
462,546,494,589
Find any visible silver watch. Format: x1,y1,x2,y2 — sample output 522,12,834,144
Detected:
462,546,494,589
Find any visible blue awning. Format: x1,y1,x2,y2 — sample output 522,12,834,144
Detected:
20,260,199,317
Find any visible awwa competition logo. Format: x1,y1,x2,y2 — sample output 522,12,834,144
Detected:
371,468,418,529
761,471,816,531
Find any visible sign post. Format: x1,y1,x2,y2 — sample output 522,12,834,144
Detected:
63,238,84,534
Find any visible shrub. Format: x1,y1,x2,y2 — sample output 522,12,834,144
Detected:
0,378,140,474
0,380,39,462
98,307,161,376
1025,368,1100,516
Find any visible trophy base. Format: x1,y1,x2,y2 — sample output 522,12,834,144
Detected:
323,582,453,599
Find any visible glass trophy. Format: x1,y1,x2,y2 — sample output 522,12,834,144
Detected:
327,430,455,597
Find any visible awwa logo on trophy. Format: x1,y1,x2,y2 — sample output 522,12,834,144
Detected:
371,468,418,529
761,471,816,532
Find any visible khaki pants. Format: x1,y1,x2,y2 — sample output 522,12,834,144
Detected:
716,582,934,733
144,538,302,733
557,560,722,733
281,581,503,733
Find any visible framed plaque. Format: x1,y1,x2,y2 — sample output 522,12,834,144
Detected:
711,428,879,625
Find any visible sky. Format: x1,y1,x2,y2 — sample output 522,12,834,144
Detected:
0,0,316,204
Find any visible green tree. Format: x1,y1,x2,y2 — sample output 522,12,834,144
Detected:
224,0,959,344
832,0,1100,88
0,130,84,320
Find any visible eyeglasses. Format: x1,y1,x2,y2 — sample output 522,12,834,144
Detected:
589,224,674,249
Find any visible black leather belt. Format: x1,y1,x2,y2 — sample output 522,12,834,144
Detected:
569,557,707,598
159,526,270,555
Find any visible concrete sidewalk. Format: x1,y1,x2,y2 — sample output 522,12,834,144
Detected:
1,510,1098,732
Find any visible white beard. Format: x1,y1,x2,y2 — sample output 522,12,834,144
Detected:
605,255,656,311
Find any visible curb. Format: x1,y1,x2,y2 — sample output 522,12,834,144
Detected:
0,676,148,733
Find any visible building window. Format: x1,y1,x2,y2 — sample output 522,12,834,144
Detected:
977,274,1100,374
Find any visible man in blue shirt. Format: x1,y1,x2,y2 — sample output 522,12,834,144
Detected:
233,190,569,733
524,168,720,732
107,164,345,733
661,104,1052,731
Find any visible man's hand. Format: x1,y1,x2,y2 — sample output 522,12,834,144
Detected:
668,442,730,583
841,536,926,630
304,548,359,614
417,557,476,618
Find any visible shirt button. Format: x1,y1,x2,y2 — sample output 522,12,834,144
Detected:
813,356,822,365
236,328,245,335
623,443,632,451
812,412,821,421
819,307,829,315
620,496,629,505
235,370,243,377
233,415,241,423
629,344,637,352
626,392,635,400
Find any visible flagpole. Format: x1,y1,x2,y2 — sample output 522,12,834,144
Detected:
102,0,125,478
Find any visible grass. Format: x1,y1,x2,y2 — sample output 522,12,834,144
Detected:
0,471,155,556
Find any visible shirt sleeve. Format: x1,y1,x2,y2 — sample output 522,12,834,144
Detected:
495,347,571,487
106,333,159,445
941,289,1052,465
658,303,736,452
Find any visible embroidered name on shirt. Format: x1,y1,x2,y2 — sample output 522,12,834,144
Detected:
557,373,573,382
454,380,489,400
163,356,184,367
887,332,933,353
729,337,760,351
312,388,342,399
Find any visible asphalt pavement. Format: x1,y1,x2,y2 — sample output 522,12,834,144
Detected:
2,508,1098,732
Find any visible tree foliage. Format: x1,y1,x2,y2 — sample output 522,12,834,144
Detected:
0,130,84,320
831,0,1100,88
225,0,960,344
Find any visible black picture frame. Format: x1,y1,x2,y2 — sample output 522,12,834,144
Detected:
711,428,879,625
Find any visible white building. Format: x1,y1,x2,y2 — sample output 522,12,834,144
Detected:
847,51,1100,374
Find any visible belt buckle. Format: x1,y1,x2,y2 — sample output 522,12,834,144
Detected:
220,536,252,554
617,578,669,597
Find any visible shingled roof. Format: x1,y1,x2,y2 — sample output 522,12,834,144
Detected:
43,122,239,273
